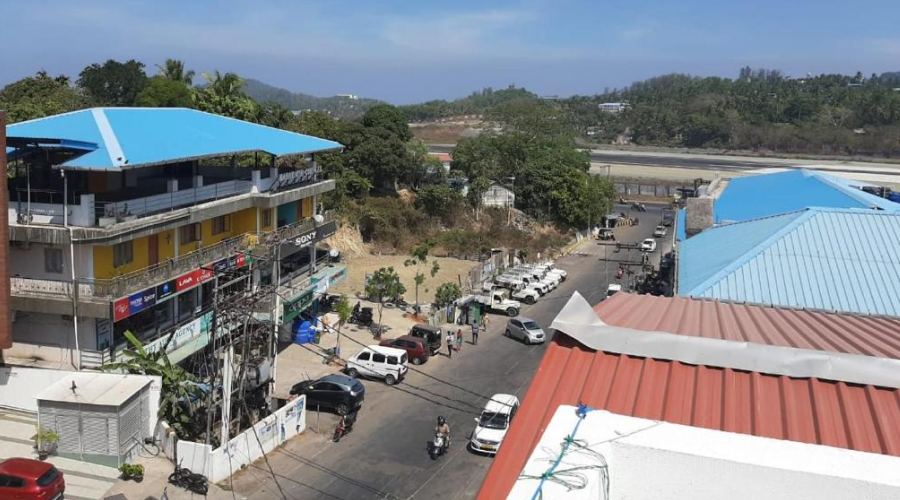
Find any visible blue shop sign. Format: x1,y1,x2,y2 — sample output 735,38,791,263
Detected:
129,288,157,314
156,280,176,301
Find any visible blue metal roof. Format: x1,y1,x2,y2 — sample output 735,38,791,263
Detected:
6,108,342,170
714,169,900,223
678,207,900,316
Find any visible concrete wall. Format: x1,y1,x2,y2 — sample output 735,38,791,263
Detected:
177,395,307,482
8,314,97,368
509,407,900,500
0,366,74,412
10,242,93,281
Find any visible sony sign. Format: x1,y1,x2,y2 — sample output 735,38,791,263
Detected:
276,165,321,190
294,230,316,248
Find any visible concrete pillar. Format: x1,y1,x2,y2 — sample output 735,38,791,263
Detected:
0,113,10,349
167,179,178,193
194,175,204,188
251,170,262,192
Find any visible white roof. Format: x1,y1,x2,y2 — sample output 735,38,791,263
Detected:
484,394,518,414
37,372,152,407
364,345,406,357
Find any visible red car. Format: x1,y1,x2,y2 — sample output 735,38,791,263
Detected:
0,458,65,500
379,335,430,365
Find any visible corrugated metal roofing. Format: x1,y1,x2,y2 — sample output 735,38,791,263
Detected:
597,293,900,360
478,338,900,499
7,107,342,170
679,207,900,316
477,296,900,499
714,169,900,223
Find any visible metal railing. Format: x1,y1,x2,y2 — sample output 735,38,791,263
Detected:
95,180,254,222
10,276,99,298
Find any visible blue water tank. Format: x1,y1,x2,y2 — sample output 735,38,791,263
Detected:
293,320,313,344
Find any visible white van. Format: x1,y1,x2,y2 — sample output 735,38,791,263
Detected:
346,345,408,385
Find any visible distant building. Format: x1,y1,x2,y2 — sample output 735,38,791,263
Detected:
482,183,515,208
428,152,452,173
598,102,629,113
335,94,359,100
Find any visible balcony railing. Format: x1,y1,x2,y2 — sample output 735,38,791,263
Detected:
95,180,254,224
11,212,338,302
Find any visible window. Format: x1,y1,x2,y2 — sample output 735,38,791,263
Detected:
0,474,25,488
263,209,272,228
317,382,338,392
180,223,201,244
387,356,398,365
44,247,64,273
113,241,133,267
212,215,230,235
357,352,370,361
372,353,386,364
36,467,59,487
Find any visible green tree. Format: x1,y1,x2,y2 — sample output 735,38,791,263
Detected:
101,331,203,440
362,103,412,141
416,184,461,217
156,59,195,86
192,72,259,121
364,267,406,338
77,59,148,106
434,282,462,308
0,71,84,123
404,241,440,313
333,295,352,358
134,76,193,107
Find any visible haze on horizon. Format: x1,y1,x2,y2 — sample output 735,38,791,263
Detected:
1,0,898,105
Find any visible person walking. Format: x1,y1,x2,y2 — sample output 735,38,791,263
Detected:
471,322,479,345
456,329,463,352
446,331,454,358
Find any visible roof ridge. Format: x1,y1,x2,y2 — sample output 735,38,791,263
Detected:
810,170,888,208
686,209,817,296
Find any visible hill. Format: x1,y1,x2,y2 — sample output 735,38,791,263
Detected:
243,79,381,119
400,86,538,122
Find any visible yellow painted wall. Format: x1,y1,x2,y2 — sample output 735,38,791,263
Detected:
300,198,313,218
232,208,257,235
93,229,176,279
158,229,175,261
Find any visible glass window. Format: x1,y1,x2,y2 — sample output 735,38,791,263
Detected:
263,209,272,228
212,215,230,235
44,247,64,273
0,474,25,487
357,352,370,361
36,467,59,487
113,241,133,267
523,321,540,330
178,289,198,321
180,223,201,244
387,356,398,365
372,353,386,364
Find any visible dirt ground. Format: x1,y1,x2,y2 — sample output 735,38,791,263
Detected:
329,254,478,304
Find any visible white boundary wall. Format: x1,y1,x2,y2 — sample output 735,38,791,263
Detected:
177,395,307,483
509,406,900,500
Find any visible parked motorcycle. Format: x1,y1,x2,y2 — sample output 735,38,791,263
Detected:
430,433,448,460
350,302,374,326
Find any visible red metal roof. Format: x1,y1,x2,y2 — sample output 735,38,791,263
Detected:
596,293,900,359
478,296,900,499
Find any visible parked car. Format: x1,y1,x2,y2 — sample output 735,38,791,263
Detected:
606,283,622,298
0,458,65,500
469,394,520,455
290,374,365,415
380,335,430,365
653,225,667,238
408,324,443,356
505,317,546,344
640,238,657,252
346,345,408,385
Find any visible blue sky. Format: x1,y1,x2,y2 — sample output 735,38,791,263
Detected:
1,0,899,104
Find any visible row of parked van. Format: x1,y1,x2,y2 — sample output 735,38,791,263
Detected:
488,262,567,305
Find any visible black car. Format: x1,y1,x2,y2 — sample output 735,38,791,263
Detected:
290,374,365,415
408,324,442,355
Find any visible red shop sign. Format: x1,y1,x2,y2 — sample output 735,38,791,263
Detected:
236,253,246,268
199,267,215,283
113,297,131,322
176,270,201,291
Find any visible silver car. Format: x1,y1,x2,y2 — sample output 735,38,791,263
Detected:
505,317,546,344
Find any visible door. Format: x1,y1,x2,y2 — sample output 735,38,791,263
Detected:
371,353,386,377
148,234,159,266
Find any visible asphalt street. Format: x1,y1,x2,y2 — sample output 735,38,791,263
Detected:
229,205,665,500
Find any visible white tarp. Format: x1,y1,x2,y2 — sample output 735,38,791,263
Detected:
550,292,900,389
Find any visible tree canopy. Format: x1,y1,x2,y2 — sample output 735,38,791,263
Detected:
77,59,148,106
135,76,193,107
0,71,84,123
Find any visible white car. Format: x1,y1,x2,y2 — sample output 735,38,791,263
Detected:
606,283,622,298
345,346,408,385
640,238,657,252
470,394,520,455
653,225,667,238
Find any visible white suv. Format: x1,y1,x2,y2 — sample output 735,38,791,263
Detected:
346,346,408,385
470,394,520,454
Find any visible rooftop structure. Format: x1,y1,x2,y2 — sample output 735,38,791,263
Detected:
678,207,900,316
478,292,900,498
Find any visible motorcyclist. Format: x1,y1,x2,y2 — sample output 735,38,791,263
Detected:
435,416,451,450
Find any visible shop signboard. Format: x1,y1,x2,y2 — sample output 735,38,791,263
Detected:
273,164,321,191
176,269,201,291
199,267,215,284
113,297,130,322
156,280,177,301
144,311,213,356
283,289,315,323
128,288,157,315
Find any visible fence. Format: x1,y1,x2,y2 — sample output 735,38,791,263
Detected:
615,182,688,198
176,395,307,483
466,250,509,292
96,180,255,221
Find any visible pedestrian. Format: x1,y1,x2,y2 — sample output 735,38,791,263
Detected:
446,331,454,358
456,329,463,352
472,322,479,345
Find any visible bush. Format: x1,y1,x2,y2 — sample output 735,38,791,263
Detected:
119,463,145,479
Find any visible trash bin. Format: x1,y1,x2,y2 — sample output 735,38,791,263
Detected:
293,319,313,344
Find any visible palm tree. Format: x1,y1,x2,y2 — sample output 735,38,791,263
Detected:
202,71,246,99
102,331,204,440
156,59,195,86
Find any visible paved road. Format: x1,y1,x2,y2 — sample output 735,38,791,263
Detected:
229,208,660,500
428,144,900,179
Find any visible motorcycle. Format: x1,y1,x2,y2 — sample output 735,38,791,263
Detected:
350,302,374,326
333,411,357,442
430,432,448,460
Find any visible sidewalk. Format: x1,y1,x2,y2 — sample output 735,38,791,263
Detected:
273,299,424,399
0,410,119,500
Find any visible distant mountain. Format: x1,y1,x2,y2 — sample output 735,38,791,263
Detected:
243,79,382,119
879,71,900,82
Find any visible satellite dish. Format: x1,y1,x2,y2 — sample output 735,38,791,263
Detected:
314,214,324,223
